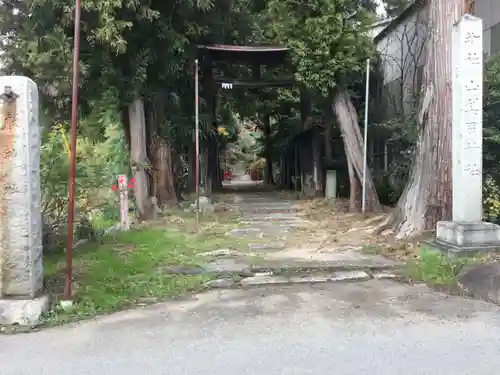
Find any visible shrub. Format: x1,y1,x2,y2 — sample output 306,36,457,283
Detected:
40,117,129,253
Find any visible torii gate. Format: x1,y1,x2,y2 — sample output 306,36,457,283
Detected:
195,44,313,191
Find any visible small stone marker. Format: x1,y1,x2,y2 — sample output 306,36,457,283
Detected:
436,15,500,255
0,76,48,326
190,196,214,216
117,175,130,231
112,175,135,230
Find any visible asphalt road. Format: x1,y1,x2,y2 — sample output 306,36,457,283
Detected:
2,279,500,375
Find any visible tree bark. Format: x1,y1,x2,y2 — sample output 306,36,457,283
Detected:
128,97,154,221
323,99,334,168
264,115,274,185
332,87,381,212
186,145,196,193
347,149,362,212
312,129,323,196
146,95,177,207
151,138,177,206
382,1,463,238
200,145,210,195
209,92,222,192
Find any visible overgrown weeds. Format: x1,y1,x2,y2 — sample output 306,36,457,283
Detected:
41,209,247,327
404,247,484,288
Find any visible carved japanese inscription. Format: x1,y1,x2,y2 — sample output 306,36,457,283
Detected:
451,15,484,222
0,92,16,296
0,77,43,298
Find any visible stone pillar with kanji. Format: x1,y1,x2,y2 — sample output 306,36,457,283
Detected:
0,76,48,326
435,15,500,255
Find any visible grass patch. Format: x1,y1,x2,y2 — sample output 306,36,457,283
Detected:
404,246,485,288
42,210,250,326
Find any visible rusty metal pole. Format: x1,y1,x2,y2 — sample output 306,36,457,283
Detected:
195,59,200,230
63,0,81,304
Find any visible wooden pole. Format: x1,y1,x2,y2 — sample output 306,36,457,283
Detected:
195,59,200,230
64,0,81,305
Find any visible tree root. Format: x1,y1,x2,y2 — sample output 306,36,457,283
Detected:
373,206,402,235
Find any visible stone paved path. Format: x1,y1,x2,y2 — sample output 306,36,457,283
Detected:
202,181,402,287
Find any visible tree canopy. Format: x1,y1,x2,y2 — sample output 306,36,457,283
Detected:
260,0,375,96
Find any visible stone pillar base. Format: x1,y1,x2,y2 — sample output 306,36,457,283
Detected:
0,295,49,326
432,221,500,257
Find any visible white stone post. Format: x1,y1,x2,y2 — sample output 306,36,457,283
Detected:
117,175,130,231
436,15,500,255
0,76,48,326
452,14,483,222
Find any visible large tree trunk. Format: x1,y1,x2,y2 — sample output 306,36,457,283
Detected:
209,93,222,192
151,138,177,206
209,138,221,192
128,97,154,221
332,87,380,212
186,145,196,194
346,149,362,212
312,129,323,196
382,1,463,238
200,146,210,195
146,95,177,207
323,98,334,168
171,150,184,201
264,115,274,185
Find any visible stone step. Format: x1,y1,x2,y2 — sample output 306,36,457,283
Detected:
248,242,286,252
243,213,304,221
238,200,297,205
239,270,372,287
165,255,402,290
204,269,400,289
178,256,403,277
239,220,311,227
238,196,285,201
225,227,287,238
241,208,300,215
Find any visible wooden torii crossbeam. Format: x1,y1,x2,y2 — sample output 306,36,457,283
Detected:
196,44,295,91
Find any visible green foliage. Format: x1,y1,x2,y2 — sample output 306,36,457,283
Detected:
0,0,256,146
484,54,500,182
482,53,500,222
369,116,417,203
406,247,482,287
0,0,260,236
484,176,500,223
1,0,387,240
44,227,215,324
41,111,128,252
262,0,376,95
374,173,403,206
